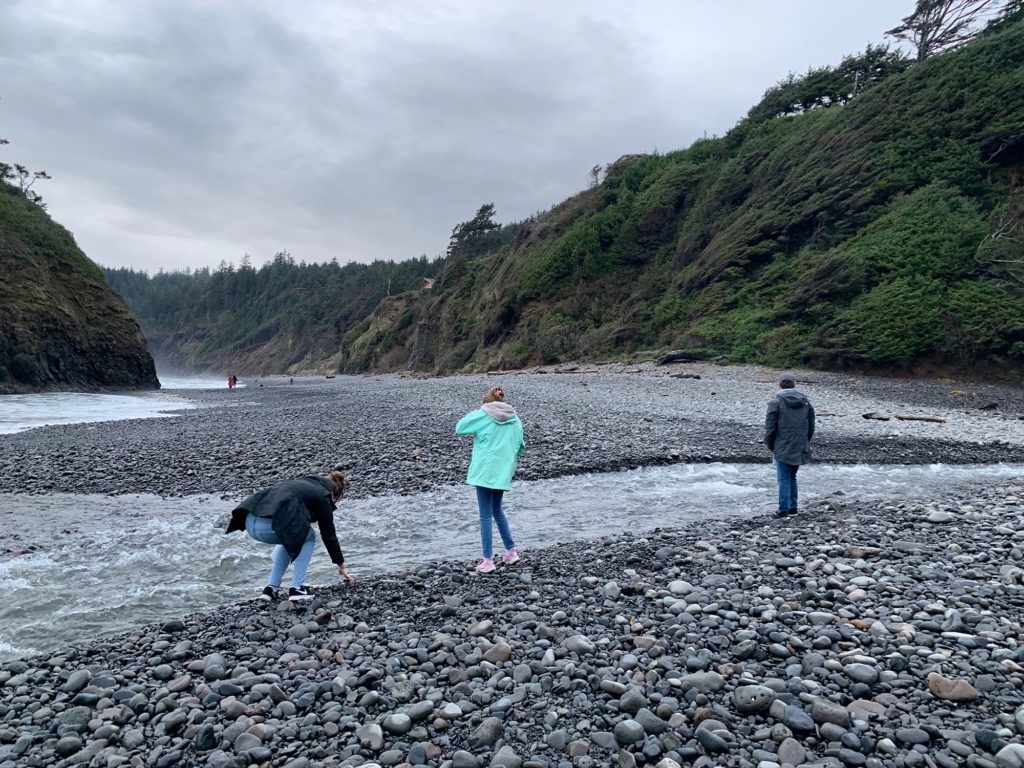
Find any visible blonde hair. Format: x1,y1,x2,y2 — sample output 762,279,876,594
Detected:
325,470,348,501
482,385,505,404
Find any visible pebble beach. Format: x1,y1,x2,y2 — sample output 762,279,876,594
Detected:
2,362,1024,768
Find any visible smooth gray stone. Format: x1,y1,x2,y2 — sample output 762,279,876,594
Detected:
620,689,647,715
546,729,568,750
810,698,852,727
678,672,725,692
233,733,261,753
613,719,645,745
62,670,91,693
895,728,930,746
408,700,434,721
568,740,589,757
695,727,729,753
635,708,668,735
162,709,188,734
513,664,532,683
452,750,480,768
781,704,815,733
995,744,1024,768
592,731,618,750
491,745,523,768
565,635,595,655
382,713,412,734
844,664,879,686
54,736,83,757
820,722,847,741
778,737,806,766
356,723,384,750
484,643,513,664
602,680,627,695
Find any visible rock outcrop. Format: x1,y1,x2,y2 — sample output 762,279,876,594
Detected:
0,184,158,393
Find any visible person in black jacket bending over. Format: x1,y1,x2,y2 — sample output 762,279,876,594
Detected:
764,372,815,519
226,466,354,602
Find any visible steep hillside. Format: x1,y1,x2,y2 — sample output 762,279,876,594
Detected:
344,14,1024,378
0,184,158,393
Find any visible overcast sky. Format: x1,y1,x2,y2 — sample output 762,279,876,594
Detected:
1,0,914,273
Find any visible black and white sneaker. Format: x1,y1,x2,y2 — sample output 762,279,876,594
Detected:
288,586,313,602
259,586,279,601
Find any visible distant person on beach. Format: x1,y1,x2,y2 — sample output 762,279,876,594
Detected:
225,467,354,601
456,385,525,573
764,372,815,518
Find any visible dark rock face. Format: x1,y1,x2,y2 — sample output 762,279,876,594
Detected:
0,185,158,393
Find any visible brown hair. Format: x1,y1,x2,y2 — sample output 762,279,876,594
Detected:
325,470,348,502
482,385,505,404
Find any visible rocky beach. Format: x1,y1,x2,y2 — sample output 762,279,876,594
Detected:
2,363,1024,768
2,362,1024,499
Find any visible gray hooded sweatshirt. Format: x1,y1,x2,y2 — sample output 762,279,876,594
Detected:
764,388,815,465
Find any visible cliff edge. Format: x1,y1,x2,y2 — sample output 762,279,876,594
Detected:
0,184,159,393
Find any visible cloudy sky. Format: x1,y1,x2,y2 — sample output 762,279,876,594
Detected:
1,0,914,272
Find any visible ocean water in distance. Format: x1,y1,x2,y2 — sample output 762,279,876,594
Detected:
1,461,1020,659
0,376,232,435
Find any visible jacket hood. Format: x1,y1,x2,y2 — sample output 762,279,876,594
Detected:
776,388,810,409
481,402,518,422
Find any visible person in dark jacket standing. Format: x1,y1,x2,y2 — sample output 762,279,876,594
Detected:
764,372,815,518
226,467,354,601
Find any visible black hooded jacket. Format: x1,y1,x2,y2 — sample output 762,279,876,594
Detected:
226,475,344,564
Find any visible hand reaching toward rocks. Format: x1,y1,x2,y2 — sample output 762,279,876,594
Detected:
339,563,354,583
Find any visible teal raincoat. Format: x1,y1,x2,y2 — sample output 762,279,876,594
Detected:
456,401,526,491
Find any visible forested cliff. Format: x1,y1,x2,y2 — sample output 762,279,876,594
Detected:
0,184,158,393
110,12,1024,379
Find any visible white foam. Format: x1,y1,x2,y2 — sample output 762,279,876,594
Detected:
0,391,194,434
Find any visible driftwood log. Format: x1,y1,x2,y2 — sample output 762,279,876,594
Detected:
863,412,947,423
655,350,713,366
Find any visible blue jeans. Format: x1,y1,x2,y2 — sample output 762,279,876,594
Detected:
776,461,799,513
245,513,315,589
476,486,515,559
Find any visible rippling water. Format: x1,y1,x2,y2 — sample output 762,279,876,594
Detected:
1,462,1021,659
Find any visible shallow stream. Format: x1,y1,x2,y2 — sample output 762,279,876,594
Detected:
1,461,1021,659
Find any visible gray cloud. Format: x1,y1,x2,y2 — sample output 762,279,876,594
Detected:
0,0,915,271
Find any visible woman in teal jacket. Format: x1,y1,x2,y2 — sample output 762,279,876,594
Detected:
456,385,525,573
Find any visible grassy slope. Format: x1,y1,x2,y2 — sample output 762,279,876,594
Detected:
346,16,1024,377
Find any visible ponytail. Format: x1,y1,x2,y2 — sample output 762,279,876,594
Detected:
325,470,348,501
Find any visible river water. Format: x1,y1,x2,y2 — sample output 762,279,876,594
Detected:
1,461,1021,660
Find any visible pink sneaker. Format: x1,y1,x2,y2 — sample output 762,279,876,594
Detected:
476,557,496,574
502,548,520,565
